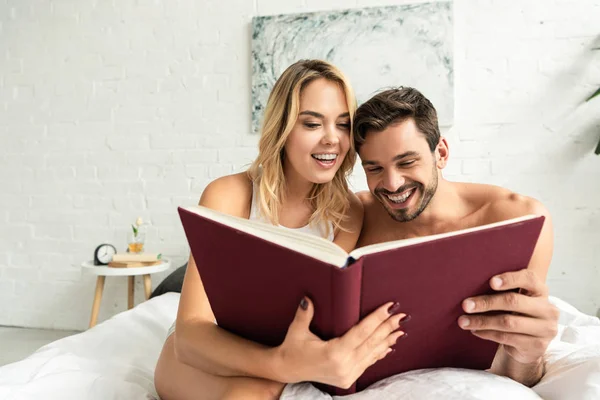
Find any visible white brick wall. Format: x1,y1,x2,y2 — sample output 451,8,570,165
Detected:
0,0,599,330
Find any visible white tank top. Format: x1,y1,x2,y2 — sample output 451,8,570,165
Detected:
249,182,335,242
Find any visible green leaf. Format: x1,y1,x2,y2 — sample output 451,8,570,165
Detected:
157,253,162,260
586,87,600,102
595,136,600,155
131,224,138,237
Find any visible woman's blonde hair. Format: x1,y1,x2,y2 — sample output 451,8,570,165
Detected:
248,59,357,235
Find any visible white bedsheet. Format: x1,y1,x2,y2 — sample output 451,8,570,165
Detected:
0,293,179,400
0,294,598,400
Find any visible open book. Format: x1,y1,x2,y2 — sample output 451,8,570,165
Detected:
178,205,545,395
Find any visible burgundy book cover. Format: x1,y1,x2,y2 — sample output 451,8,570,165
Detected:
354,216,545,391
177,206,362,342
178,207,544,395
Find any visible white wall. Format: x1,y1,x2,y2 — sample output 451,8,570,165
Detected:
0,0,598,330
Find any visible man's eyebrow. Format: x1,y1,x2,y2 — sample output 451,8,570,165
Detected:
393,151,419,161
361,151,419,166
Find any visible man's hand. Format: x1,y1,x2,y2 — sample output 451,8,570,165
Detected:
458,269,559,366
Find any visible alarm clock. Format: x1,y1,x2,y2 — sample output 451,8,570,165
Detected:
94,243,117,265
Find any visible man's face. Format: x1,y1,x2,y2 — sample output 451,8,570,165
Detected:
359,119,439,222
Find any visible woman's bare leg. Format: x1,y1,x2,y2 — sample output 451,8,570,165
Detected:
154,334,286,400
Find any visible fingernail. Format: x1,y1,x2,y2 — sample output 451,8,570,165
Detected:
491,277,503,289
300,298,308,310
459,316,470,328
400,314,411,324
397,314,407,327
389,348,396,355
388,302,401,315
464,300,475,312
398,332,408,340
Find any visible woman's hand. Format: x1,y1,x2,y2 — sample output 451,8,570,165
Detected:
272,297,407,389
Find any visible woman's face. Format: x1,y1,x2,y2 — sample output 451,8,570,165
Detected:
283,78,351,185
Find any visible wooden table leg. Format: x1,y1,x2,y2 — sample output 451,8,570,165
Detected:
143,274,152,300
128,276,134,310
89,276,105,328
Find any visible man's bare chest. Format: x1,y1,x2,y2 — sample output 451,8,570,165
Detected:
358,214,487,248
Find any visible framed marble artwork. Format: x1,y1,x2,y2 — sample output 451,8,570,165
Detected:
251,2,453,134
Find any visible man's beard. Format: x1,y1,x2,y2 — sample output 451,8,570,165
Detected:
375,165,438,223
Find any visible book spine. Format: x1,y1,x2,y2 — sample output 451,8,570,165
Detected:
330,257,363,336
318,257,364,395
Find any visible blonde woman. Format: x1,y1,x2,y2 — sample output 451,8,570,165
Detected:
154,60,407,400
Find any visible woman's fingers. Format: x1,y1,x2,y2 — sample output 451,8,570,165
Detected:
355,312,407,362
340,302,402,349
364,330,405,368
284,300,408,387
287,296,315,337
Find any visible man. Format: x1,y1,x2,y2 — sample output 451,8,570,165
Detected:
354,87,559,387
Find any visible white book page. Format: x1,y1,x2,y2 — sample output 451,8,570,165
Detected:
182,206,350,267
349,214,538,260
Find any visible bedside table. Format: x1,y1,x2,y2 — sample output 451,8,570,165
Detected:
81,259,171,328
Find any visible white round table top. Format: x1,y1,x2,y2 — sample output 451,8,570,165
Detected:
81,259,171,276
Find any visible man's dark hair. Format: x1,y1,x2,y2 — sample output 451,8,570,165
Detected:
353,87,441,152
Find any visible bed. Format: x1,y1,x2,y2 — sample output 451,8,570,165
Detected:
0,293,598,400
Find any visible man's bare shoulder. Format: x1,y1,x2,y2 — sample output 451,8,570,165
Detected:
354,189,397,243
461,183,550,222
339,189,364,231
357,190,381,210
488,191,550,220
199,172,253,217
356,190,386,217
356,190,373,205
346,190,365,218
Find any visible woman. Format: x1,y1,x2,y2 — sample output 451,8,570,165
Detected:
154,60,407,400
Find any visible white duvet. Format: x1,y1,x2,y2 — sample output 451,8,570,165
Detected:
0,294,598,400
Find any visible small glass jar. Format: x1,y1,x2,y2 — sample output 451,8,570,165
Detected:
127,218,146,253
127,230,145,253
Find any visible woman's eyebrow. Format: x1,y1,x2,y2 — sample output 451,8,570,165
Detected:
299,110,324,118
298,111,350,119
